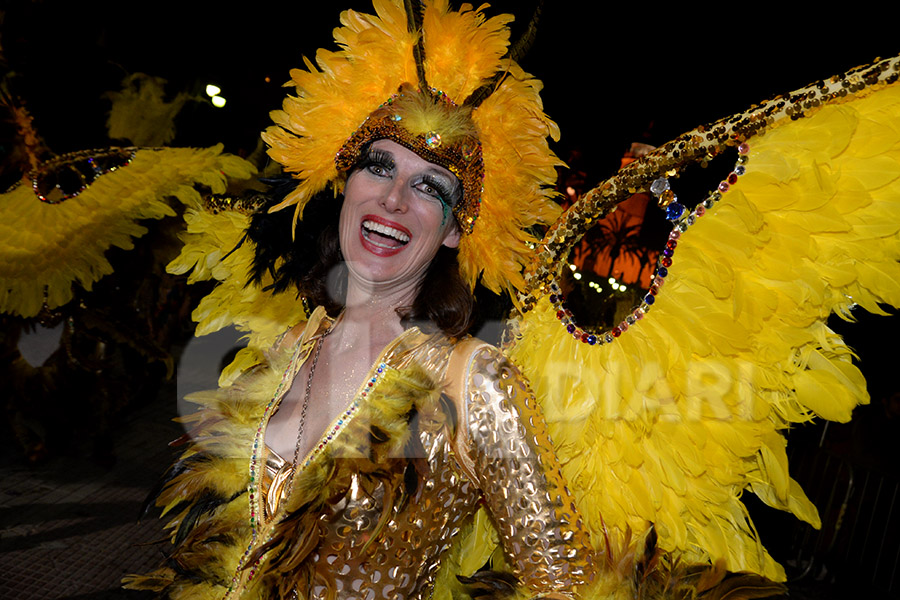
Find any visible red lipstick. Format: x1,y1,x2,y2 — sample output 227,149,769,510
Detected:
359,214,412,257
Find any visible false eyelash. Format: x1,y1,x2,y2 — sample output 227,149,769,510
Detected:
358,149,395,172
420,174,453,204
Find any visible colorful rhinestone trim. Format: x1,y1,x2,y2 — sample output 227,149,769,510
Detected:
522,55,900,311
227,341,391,595
549,144,750,346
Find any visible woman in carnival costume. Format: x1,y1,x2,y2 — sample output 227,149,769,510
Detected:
127,1,594,598
125,0,900,599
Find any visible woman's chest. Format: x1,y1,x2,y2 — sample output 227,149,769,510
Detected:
265,341,380,461
254,334,480,598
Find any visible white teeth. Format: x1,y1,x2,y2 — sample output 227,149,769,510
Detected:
362,220,410,243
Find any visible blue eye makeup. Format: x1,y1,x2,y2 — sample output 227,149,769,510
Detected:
417,174,455,223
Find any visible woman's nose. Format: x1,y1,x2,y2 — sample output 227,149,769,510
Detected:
379,179,409,213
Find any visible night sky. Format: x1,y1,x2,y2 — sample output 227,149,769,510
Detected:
5,1,898,186
5,1,898,386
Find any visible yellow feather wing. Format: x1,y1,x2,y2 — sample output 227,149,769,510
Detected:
507,66,900,583
165,202,308,386
0,146,255,318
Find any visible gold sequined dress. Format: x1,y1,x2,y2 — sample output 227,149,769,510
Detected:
127,307,593,600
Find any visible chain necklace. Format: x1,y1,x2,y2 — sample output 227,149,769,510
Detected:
232,314,340,595
289,320,336,479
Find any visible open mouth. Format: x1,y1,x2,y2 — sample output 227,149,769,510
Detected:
361,219,410,249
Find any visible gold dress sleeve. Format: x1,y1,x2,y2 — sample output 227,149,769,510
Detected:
458,344,595,597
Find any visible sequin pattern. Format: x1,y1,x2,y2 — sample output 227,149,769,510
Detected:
253,331,591,599
282,330,479,600
311,463,475,599
464,346,593,591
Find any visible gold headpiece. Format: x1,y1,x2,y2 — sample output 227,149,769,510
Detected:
335,84,484,233
262,0,562,295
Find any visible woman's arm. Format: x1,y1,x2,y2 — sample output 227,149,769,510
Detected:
448,341,595,598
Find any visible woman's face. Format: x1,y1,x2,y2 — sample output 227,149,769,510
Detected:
339,139,461,295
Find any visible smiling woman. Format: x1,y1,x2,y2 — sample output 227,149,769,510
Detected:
263,139,468,469
340,141,461,301
124,2,595,599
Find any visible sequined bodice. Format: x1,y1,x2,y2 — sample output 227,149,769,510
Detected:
235,309,592,599
252,323,474,598
260,442,477,598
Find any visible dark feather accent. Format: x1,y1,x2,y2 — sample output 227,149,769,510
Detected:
169,414,226,448
463,72,505,112
402,410,430,503
506,0,543,64
457,571,520,599
166,432,193,448
218,232,248,264
121,571,178,592
244,178,345,315
369,425,390,444
402,460,418,503
165,554,208,584
174,489,245,547
635,523,659,583
404,0,430,92
245,177,305,291
139,453,214,520
249,498,322,573
623,527,788,600
199,532,235,547
464,0,544,110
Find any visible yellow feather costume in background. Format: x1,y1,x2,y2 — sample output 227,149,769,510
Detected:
0,146,255,318
167,196,308,386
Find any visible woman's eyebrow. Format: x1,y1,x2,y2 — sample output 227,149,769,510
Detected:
424,169,462,204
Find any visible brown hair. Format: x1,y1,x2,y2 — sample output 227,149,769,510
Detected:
247,178,474,339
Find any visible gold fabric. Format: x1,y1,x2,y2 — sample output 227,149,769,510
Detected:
252,309,593,599
260,448,290,522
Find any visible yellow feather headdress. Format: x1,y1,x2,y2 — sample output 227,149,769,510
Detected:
261,0,562,296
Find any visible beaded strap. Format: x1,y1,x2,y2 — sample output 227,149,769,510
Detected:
521,55,900,312
14,147,138,203
547,144,751,346
226,344,391,596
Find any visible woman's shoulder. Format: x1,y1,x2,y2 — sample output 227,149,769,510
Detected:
447,337,516,377
443,336,524,409
273,306,330,350
447,336,495,374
